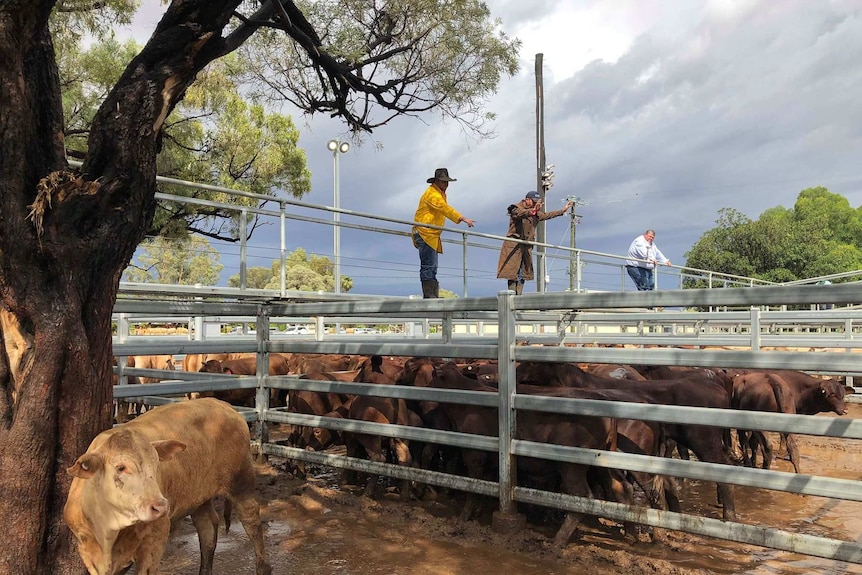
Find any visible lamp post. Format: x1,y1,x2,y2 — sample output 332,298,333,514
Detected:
327,139,350,294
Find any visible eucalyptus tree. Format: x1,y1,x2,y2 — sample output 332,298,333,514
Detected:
684,188,862,286
227,249,354,292
0,1,519,573
123,236,224,285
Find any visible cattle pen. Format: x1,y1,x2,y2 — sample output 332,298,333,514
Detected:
112,281,862,569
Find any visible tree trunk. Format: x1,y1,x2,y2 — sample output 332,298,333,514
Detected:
0,2,244,572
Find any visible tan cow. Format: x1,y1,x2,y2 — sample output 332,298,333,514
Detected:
64,398,271,575
115,354,177,423
181,352,252,373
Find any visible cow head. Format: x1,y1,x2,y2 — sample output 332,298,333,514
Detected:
397,357,438,387
198,359,223,373
66,429,186,528
820,379,848,416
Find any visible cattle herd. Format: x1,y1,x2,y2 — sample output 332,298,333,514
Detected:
64,350,853,574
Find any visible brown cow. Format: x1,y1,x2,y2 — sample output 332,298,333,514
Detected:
732,370,851,472
516,361,737,521
404,360,623,546
343,394,421,500
303,356,401,451
635,364,734,397
587,364,646,381
460,360,500,385
198,355,291,407
63,398,271,575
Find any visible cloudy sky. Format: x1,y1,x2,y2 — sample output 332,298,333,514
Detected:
122,1,862,297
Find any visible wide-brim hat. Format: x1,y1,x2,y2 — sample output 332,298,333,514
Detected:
427,168,457,184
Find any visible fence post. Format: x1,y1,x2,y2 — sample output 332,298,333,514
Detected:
575,251,583,292
750,306,762,351
193,284,204,340
461,232,468,297
255,305,271,462
492,288,526,533
115,314,130,421
240,208,248,290
442,313,452,345
280,203,287,297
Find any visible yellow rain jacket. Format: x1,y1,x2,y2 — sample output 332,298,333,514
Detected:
412,185,463,253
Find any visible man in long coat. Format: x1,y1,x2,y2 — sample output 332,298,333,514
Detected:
496,191,572,294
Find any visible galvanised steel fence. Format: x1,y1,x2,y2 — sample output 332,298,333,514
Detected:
112,281,862,564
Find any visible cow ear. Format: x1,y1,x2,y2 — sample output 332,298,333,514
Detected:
152,440,186,461
845,385,855,394
67,453,103,479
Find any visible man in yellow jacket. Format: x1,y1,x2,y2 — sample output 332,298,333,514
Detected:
412,168,475,298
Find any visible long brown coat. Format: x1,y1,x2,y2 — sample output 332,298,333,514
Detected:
496,201,568,280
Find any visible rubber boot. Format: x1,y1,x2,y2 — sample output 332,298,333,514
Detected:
431,279,440,298
507,280,518,293
421,280,436,299
515,281,524,295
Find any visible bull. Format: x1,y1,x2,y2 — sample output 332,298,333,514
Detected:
63,398,271,575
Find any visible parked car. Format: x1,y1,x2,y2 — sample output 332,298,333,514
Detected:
284,326,309,335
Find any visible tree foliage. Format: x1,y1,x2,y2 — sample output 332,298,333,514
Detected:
684,187,862,286
57,35,312,241
123,236,224,285
439,287,459,298
227,248,353,292
241,0,520,134
0,2,519,573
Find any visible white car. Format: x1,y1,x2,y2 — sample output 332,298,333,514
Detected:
283,326,309,335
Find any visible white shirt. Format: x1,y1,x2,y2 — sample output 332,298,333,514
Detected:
626,234,668,269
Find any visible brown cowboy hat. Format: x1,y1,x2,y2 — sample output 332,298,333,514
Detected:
426,168,457,183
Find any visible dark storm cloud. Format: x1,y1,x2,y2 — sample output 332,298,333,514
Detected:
124,1,862,295
536,2,862,261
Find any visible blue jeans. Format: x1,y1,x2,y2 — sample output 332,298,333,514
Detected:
626,265,654,291
414,232,438,282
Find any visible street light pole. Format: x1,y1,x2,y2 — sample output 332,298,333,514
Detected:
327,139,350,294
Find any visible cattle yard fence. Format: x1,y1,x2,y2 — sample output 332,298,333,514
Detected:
112,281,862,565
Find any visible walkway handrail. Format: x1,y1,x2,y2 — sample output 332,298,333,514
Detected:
66,160,820,293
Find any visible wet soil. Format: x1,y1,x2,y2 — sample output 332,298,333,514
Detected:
158,404,862,575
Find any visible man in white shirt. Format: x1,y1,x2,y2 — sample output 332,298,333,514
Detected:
625,229,671,291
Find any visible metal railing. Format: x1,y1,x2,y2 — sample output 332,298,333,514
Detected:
111,281,862,564
94,165,773,296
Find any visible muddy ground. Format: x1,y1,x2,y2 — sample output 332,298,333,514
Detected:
158,404,862,575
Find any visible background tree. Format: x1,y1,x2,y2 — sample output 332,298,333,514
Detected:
227,249,353,292
123,236,224,285
684,188,862,287
58,35,312,241
0,1,519,573
439,287,459,299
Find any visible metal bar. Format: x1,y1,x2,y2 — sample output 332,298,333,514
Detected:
513,487,862,564
513,440,862,501
269,412,498,453
497,289,517,514
262,443,498,497
513,394,862,439
264,376,499,407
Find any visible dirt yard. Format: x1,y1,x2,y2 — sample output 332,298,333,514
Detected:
158,404,862,575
